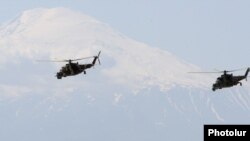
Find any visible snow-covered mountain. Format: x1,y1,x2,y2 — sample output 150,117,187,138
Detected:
0,8,250,141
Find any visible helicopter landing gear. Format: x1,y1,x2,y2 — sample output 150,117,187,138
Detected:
63,73,67,77
56,73,62,79
239,82,242,86
212,87,216,91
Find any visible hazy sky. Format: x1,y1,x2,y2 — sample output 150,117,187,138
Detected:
1,0,249,70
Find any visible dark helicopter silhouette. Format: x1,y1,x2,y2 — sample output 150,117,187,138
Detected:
38,51,101,79
212,68,249,91
189,68,250,91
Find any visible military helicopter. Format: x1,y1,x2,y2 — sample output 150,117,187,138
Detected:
189,68,250,91
38,51,101,79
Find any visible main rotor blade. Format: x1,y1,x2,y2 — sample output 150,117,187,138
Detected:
71,51,102,61
36,57,94,62
188,68,248,74
224,68,247,73
36,59,69,62
37,51,102,62
71,56,95,61
188,71,222,74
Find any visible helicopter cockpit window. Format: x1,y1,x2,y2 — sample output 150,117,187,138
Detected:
216,77,222,83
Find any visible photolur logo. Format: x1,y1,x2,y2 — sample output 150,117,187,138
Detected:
204,125,250,141
208,129,247,136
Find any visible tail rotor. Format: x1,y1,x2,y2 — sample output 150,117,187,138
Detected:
91,51,101,66
97,51,101,65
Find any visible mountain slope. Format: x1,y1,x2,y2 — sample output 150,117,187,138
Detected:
0,7,212,91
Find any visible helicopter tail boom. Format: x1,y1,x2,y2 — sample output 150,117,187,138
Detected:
245,68,250,80
92,57,98,65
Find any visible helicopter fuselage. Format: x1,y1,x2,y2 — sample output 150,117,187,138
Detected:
212,75,246,91
188,68,249,91
56,63,93,79
37,51,101,79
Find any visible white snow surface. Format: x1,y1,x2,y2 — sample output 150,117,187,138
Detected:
0,7,213,91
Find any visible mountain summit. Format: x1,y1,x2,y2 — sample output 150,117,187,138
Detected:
0,8,212,91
